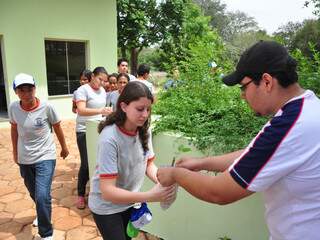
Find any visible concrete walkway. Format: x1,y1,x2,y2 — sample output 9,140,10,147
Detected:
0,120,158,240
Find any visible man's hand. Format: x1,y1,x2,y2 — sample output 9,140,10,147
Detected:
176,156,202,171
157,167,176,187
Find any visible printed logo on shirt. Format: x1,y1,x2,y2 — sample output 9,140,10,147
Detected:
34,118,44,127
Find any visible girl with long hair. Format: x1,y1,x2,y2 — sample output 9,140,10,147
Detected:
89,81,175,240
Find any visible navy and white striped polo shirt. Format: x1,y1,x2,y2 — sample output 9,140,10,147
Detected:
229,90,320,239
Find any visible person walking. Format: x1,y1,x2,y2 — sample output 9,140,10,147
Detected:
157,41,320,240
9,73,69,240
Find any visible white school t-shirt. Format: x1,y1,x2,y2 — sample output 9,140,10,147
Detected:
8,99,60,164
74,84,106,132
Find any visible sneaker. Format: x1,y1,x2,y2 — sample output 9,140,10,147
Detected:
32,217,38,227
41,236,53,240
76,196,86,209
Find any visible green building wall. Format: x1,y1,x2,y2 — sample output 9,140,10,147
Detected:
0,0,117,119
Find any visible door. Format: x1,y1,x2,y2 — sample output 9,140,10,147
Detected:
0,40,8,119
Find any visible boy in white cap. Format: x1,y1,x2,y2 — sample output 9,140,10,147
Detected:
9,73,69,240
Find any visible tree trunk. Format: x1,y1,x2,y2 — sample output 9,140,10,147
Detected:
130,48,139,76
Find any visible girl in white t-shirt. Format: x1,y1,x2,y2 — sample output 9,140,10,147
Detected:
74,66,113,209
72,69,91,114
89,81,175,240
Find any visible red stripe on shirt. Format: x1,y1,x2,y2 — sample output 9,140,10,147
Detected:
100,173,118,179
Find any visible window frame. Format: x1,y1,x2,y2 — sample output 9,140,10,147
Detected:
44,39,89,97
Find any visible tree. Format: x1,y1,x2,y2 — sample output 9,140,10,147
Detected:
193,0,229,37
305,0,320,17
158,1,226,71
117,0,186,75
273,21,303,48
227,30,272,60
222,11,259,42
291,19,320,57
193,0,259,41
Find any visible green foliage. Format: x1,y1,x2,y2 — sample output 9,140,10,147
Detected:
291,19,320,58
138,48,164,71
218,237,232,240
194,0,266,62
273,21,303,48
226,30,272,63
273,19,320,58
305,0,320,17
153,73,266,153
292,44,320,96
178,144,192,153
158,1,215,71
153,0,267,153
117,0,187,72
153,33,266,152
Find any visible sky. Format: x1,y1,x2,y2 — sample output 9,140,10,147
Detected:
222,0,316,34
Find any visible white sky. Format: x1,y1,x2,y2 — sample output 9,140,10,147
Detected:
222,0,316,34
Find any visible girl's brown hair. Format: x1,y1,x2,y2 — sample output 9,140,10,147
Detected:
98,81,154,152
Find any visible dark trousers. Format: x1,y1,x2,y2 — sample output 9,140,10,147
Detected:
76,132,89,196
92,208,132,240
19,160,55,238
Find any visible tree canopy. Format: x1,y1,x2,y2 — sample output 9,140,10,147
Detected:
117,0,186,74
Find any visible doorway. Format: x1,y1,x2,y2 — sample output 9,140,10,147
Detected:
0,40,8,120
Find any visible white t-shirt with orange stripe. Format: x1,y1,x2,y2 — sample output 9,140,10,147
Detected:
89,124,155,215
8,99,60,164
74,84,106,132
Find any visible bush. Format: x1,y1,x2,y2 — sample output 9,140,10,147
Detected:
292,44,320,96
153,32,266,153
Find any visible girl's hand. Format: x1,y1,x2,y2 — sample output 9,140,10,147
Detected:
147,183,176,202
101,107,113,116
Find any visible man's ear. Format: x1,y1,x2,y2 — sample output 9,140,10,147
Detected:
119,102,127,113
262,73,273,92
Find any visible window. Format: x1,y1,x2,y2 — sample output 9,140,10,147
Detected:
45,40,86,96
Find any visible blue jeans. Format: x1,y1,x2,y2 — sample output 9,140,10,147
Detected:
19,160,56,238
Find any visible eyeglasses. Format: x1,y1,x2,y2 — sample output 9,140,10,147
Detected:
239,80,254,92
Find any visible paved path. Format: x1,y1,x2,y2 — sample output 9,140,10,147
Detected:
0,120,158,240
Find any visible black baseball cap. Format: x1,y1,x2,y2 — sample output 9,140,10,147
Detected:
223,41,292,86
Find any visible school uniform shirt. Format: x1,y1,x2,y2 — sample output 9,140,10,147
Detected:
8,99,60,164
229,90,320,240
131,79,155,95
88,124,155,215
106,90,120,111
74,84,106,132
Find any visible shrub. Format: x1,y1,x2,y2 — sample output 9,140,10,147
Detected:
153,33,266,153
292,44,320,96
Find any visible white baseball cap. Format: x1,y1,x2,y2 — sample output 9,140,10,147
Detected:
13,73,35,90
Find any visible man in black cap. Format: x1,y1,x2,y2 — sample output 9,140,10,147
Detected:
157,41,320,239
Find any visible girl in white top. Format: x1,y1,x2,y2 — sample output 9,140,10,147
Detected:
106,73,129,110
89,81,175,240
74,66,113,209
72,69,91,114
